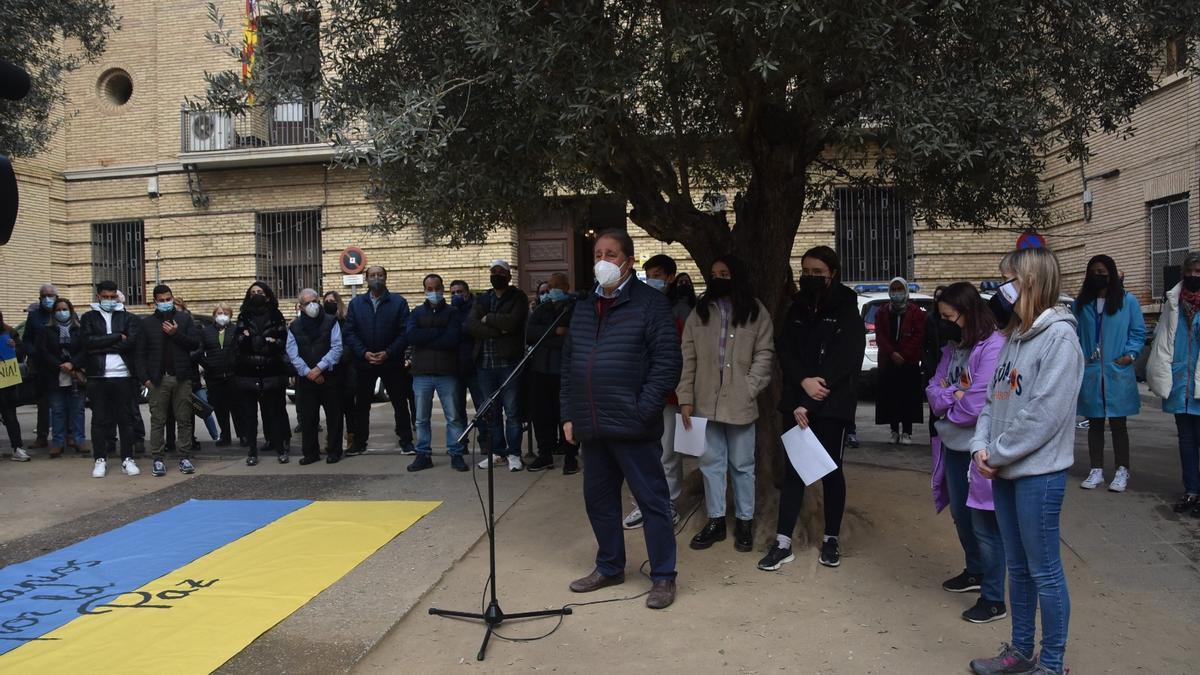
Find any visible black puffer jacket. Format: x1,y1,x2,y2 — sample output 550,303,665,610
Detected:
560,278,682,442
526,299,573,375
776,282,866,424
76,307,140,378
232,284,290,393
197,322,239,382
135,310,200,385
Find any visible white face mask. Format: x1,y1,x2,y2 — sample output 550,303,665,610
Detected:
303,302,321,318
214,313,230,326
594,260,624,288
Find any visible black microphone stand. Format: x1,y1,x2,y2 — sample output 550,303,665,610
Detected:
428,300,576,661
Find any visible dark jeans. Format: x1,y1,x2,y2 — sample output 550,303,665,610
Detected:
1087,416,1129,470
993,470,1070,672
352,364,413,450
475,365,522,458
582,436,677,582
530,371,576,461
1175,413,1200,494
944,448,1005,602
296,377,343,461
0,401,20,450
775,417,847,539
241,386,289,453
208,377,243,442
89,377,137,460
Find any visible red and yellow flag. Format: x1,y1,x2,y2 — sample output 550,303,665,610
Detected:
241,0,260,103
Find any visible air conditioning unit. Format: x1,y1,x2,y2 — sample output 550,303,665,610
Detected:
187,111,234,151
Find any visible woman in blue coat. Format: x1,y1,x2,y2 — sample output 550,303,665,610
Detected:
1073,255,1145,492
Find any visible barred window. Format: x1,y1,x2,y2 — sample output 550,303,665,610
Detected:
1149,195,1190,298
91,220,145,305
255,210,322,300
834,186,913,283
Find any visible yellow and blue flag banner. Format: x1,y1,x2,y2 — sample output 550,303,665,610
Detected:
0,499,438,673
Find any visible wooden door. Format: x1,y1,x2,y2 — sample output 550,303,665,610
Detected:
518,208,574,294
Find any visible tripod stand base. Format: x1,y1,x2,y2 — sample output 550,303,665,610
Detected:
429,599,572,661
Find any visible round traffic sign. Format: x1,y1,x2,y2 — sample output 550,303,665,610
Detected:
1016,232,1045,250
340,247,367,275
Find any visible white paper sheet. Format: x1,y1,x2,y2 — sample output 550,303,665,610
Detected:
781,425,838,486
673,414,708,457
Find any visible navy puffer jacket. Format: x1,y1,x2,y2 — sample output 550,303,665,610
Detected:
560,278,682,443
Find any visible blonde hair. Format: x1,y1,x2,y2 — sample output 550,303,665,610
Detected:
1006,247,1061,335
212,302,233,317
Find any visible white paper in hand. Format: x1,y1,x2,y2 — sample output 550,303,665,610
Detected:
781,425,838,485
673,413,708,457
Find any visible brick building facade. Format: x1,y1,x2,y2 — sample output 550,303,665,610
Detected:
2,0,1192,320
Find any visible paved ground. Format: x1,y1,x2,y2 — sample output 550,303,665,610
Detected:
2,387,1198,673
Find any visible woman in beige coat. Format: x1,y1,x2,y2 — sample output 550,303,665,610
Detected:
679,255,775,553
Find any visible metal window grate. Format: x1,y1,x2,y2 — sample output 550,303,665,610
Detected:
1149,195,1190,298
91,221,145,305
834,187,913,283
255,210,322,300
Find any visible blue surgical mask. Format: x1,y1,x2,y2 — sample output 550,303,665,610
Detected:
889,292,906,304
426,291,443,305
54,310,70,323
450,294,467,307
645,278,668,292
548,288,570,302
539,293,551,304
157,301,175,314
99,299,117,312
41,296,56,310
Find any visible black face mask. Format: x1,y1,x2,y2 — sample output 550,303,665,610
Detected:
1185,276,1200,292
247,294,268,310
490,274,510,290
987,294,1012,326
938,318,963,343
706,278,732,297
1085,273,1108,293
323,301,338,315
798,275,828,293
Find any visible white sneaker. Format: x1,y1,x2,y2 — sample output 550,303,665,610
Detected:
10,448,30,462
507,455,524,472
623,507,644,530
1109,467,1129,492
1080,468,1105,490
890,431,900,444
92,458,107,478
477,455,504,469
122,457,140,476
899,433,913,446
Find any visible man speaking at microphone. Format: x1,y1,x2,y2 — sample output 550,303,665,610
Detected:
561,229,682,609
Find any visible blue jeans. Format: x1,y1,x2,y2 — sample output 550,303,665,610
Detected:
413,375,465,457
993,470,1070,673
47,385,86,447
944,449,1005,602
700,421,756,520
1174,413,1200,494
475,365,522,458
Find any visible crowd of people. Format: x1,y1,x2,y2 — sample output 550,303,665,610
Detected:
6,227,1200,674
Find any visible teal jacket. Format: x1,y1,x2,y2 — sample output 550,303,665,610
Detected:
1072,292,1145,419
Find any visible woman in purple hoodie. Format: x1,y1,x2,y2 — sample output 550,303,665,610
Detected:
926,282,1007,624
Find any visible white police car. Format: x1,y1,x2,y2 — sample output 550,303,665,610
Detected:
856,283,935,385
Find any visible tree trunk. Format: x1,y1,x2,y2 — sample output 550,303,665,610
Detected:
626,162,849,552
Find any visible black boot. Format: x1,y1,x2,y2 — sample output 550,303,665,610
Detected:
734,518,754,553
690,517,727,550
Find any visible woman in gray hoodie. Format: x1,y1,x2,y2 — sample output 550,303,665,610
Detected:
967,248,1084,675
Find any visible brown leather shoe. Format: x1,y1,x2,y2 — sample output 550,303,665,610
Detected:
569,570,625,593
79,440,93,454
48,446,63,458
646,579,676,609
29,439,48,449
